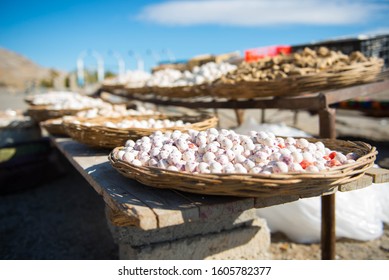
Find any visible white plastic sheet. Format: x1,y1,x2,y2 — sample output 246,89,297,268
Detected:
257,185,388,243
237,117,389,243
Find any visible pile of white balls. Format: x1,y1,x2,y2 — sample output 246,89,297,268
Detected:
146,62,237,88
71,118,190,129
76,104,159,118
103,70,152,87
114,128,357,174
29,91,108,110
28,91,80,106
103,119,190,129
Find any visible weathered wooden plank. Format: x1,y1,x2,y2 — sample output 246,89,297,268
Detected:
88,155,200,228
254,195,300,208
53,138,388,231
54,139,158,230
54,138,262,228
106,204,137,227
365,168,389,183
54,138,201,229
324,79,389,105
338,175,373,192
174,190,255,221
110,179,200,228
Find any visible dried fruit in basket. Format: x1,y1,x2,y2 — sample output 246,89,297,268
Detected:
219,47,380,83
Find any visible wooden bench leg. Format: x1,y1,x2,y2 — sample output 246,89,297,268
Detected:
319,107,337,260
321,195,336,259
234,109,245,126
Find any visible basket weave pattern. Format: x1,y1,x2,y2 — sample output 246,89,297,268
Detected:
27,105,89,122
151,84,211,98
40,118,68,136
122,86,151,95
210,61,383,99
64,114,218,148
109,139,376,198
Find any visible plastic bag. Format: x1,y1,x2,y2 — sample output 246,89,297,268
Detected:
257,185,388,243
235,117,311,137
235,117,389,243
374,182,389,224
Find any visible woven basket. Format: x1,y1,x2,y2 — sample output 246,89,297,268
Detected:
24,97,35,105
40,118,68,136
101,84,152,96
123,86,152,95
27,105,90,122
109,138,376,198
64,114,218,149
152,84,211,98
210,60,383,99
101,83,125,91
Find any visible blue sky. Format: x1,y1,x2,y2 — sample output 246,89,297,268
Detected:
1,0,388,73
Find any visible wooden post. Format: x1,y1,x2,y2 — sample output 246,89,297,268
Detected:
319,108,336,139
234,109,245,126
213,108,220,128
261,109,266,124
318,107,336,260
293,110,299,126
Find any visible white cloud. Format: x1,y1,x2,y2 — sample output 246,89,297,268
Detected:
137,0,388,26
361,27,389,36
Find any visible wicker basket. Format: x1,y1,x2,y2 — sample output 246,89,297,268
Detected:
210,60,383,99
152,84,211,98
27,105,90,122
64,114,218,149
109,138,376,198
101,84,152,96
123,86,152,95
40,118,68,136
101,83,125,91
24,97,35,105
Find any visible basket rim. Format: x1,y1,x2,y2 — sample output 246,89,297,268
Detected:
39,117,69,136
109,140,376,180
108,138,377,197
40,117,64,125
212,60,384,86
63,113,217,133
63,113,218,148
27,104,92,112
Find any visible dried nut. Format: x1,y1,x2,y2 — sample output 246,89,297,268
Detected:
219,47,378,84
116,129,357,175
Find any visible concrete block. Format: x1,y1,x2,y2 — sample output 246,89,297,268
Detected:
118,218,271,260
106,206,260,246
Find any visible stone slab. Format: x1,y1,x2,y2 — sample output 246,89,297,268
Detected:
106,206,260,247
118,218,271,260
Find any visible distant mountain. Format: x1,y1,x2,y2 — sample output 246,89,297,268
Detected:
0,47,64,90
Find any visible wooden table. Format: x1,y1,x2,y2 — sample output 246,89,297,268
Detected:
100,78,389,259
52,137,389,259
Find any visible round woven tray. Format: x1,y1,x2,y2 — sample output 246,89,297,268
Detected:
152,84,211,98
40,118,68,136
64,114,218,149
123,86,152,95
210,60,383,99
101,83,126,91
27,105,90,122
24,97,35,105
109,138,376,198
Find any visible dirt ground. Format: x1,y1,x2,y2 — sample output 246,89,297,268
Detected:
1,88,389,260
270,229,389,260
